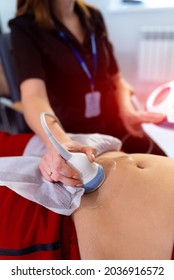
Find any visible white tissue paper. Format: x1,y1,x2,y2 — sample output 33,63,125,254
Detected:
0,133,122,215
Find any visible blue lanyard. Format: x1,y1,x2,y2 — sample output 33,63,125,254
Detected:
58,31,97,91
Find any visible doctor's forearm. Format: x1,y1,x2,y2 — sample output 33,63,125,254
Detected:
20,80,70,147
111,73,134,115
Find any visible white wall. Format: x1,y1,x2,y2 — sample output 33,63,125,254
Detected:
86,1,174,97
85,0,107,12
0,0,16,32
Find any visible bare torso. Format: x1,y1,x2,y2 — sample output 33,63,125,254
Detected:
72,152,174,260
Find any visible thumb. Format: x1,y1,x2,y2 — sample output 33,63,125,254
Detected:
81,146,97,162
139,111,166,123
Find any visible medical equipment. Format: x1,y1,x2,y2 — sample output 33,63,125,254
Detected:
146,81,174,128
40,112,105,193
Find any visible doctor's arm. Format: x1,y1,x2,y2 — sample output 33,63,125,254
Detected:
20,78,96,185
111,73,166,137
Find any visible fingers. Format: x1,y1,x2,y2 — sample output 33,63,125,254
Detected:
122,110,166,138
139,111,166,123
39,153,83,187
81,146,97,162
39,140,97,187
50,160,83,186
65,141,97,162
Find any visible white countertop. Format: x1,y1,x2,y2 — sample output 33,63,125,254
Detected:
142,123,174,157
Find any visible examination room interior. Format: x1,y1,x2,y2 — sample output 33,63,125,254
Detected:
0,0,174,260
0,0,174,157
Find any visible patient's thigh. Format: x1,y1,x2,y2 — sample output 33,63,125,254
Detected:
72,154,174,260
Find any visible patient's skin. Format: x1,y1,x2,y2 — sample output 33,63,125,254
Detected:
72,152,174,260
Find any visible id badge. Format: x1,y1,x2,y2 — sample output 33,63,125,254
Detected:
85,91,101,118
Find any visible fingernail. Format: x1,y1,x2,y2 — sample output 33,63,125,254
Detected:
76,183,83,187
72,175,79,179
91,153,95,159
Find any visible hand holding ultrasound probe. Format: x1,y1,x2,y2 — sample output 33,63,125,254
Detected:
40,112,105,193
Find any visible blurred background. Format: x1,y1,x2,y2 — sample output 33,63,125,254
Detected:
1,0,174,102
